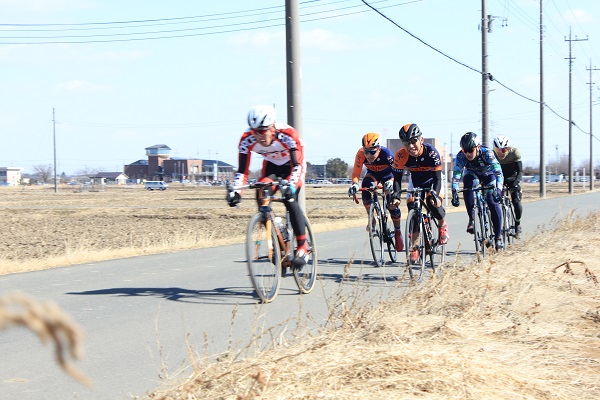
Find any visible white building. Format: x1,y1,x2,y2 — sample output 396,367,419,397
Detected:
0,167,22,186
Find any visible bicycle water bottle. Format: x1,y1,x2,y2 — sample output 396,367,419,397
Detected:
274,217,289,241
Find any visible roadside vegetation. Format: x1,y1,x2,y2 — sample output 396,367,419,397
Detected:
147,210,600,399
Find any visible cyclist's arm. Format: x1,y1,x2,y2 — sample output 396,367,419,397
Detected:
351,149,365,184
431,170,443,194
514,160,523,183
451,153,466,191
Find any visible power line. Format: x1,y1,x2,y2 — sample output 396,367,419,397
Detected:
361,0,599,143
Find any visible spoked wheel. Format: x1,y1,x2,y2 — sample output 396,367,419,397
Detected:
473,207,486,258
368,203,384,267
504,203,517,245
427,219,446,278
385,216,397,263
485,207,495,250
405,209,425,282
245,213,281,303
292,217,318,294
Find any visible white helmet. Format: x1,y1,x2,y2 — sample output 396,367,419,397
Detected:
493,135,510,149
247,105,276,130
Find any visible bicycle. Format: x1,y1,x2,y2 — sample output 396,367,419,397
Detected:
352,184,397,268
500,186,518,246
457,184,497,258
228,180,318,303
401,187,446,282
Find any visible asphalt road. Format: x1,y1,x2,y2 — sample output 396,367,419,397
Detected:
1,191,599,399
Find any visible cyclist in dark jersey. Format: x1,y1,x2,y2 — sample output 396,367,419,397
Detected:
493,135,523,238
392,124,448,262
348,132,404,252
451,132,505,250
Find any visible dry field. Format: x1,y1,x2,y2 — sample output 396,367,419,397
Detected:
0,182,594,275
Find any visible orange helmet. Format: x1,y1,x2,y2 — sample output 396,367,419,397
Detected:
362,132,381,149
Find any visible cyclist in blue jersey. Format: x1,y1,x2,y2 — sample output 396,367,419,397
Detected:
451,132,505,250
348,132,404,252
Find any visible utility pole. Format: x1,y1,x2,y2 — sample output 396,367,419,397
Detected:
539,0,546,198
285,0,305,210
587,60,599,191
53,108,57,194
565,27,587,194
481,0,490,147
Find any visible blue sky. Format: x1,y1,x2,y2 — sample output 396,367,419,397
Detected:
1,0,599,175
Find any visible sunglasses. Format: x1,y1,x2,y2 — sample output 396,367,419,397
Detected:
364,148,378,156
252,128,269,136
463,147,477,154
402,138,419,146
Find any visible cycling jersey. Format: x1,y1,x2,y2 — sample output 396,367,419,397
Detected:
351,146,395,183
393,142,443,192
452,146,504,191
497,147,523,183
233,122,306,189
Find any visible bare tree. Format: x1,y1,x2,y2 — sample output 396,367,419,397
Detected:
32,164,53,183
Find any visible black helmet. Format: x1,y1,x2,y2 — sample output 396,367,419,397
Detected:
460,132,480,151
398,123,422,142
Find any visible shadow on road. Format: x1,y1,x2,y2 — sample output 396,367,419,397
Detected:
66,286,258,305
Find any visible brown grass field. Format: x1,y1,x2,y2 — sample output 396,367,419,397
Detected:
0,181,591,275
1,183,599,399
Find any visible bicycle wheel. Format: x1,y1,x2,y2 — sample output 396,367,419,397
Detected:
368,202,384,267
246,213,282,303
384,213,397,263
473,205,486,257
505,202,517,245
292,217,318,294
404,209,425,282
427,217,446,275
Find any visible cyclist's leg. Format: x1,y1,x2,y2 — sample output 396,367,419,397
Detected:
384,173,403,251
463,173,477,232
361,174,378,228
508,180,523,228
426,194,448,244
481,174,503,248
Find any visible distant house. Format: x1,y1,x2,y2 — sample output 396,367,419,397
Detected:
89,172,129,185
124,144,235,182
0,167,22,186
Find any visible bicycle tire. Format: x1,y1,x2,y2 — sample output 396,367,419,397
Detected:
384,214,397,263
427,216,446,275
368,202,384,267
505,201,517,245
405,209,425,282
473,205,486,257
292,217,318,294
245,213,282,303
485,206,495,250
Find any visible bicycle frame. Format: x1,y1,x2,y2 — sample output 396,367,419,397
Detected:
230,180,317,303
501,187,517,245
401,187,445,281
352,184,397,268
459,184,495,257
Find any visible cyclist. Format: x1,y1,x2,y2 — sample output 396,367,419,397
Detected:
451,132,505,250
392,123,449,263
347,132,404,252
227,105,308,267
493,135,523,238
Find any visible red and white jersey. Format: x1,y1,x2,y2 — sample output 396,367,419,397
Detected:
234,122,305,188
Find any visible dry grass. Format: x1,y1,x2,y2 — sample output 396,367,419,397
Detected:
0,291,92,387
147,210,600,399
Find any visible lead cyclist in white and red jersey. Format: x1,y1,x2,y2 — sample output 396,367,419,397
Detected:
227,105,308,267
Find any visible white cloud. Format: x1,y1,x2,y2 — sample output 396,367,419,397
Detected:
54,80,113,94
563,8,595,25
301,28,352,51
0,0,94,12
